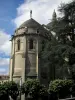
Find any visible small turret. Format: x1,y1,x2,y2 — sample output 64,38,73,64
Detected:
52,9,57,21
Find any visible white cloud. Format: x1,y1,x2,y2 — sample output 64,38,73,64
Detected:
0,30,11,55
0,68,8,75
13,0,72,28
0,58,9,66
0,57,9,75
0,68,6,72
0,30,11,75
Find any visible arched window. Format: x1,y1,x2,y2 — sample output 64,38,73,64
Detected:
17,39,20,51
29,39,33,49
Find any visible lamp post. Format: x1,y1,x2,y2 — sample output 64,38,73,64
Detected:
20,77,22,100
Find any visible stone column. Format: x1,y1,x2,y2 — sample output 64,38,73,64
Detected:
22,36,26,82
21,36,27,100
9,59,12,81
36,38,38,79
10,39,14,81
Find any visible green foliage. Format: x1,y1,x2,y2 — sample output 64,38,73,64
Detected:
0,81,19,100
22,79,47,100
58,0,75,45
40,0,75,81
48,79,73,98
0,82,9,100
57,0,75,79
40,36,72,80
7,81,19,100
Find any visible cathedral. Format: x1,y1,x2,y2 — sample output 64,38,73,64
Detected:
9,11,49,85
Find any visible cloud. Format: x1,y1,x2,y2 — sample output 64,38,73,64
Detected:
0,57,9,75
0,58,9,66
13,0,72,28
0,29,11,75
0,29,11,55
0,67,8,75
0,68,6,72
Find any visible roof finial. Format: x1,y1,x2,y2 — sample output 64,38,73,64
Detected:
30,10,32,18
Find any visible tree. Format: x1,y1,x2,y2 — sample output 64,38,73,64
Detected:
48,79,73,99
21,79,48,100
58,0,75,80
0,82,9,100
8,81,19,100
58,0,75,46
40,0,75,82
3,81,19,100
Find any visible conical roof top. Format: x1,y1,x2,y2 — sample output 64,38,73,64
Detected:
19,18,43,29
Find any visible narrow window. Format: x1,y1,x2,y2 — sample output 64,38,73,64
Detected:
17,39,20,50
37,29,39,33
29,39,33,49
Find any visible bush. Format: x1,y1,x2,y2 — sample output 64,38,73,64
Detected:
7,81,19,100
21,79,48,100
48,79,73,99
0,83,9,100
0,81,19,100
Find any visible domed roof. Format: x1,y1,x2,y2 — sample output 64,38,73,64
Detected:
14,18,50,40
19,18,43,29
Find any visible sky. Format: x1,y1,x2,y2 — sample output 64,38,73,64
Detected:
0,0,72,75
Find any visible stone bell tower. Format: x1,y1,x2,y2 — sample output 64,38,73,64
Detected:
9,11,48,83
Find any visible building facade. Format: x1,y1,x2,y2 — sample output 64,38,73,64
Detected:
9,15,49,85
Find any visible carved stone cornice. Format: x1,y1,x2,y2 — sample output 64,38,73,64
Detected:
10,32,48,41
